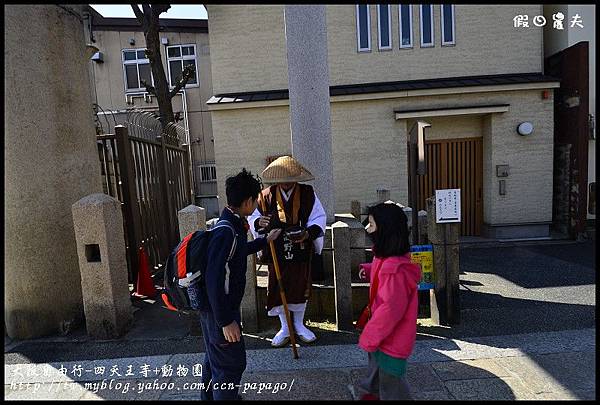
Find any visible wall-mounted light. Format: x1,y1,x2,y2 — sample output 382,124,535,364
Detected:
129,38,136,45
161,37,169,45
90,51,104,63
85,44,100,60
517,122,534,136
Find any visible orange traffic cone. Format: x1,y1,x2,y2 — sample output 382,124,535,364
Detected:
133,246,157,298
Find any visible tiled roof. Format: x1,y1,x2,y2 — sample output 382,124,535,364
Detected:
207,73,560,105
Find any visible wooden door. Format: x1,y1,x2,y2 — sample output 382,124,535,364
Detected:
417,137,483,236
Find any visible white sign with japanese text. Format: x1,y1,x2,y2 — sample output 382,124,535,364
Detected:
435,189,461,223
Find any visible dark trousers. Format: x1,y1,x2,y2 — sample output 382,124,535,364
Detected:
198,310,246,401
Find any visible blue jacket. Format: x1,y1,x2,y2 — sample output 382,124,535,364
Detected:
195,207,268,327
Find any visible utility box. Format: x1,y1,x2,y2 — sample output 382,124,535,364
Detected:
72,193,133,339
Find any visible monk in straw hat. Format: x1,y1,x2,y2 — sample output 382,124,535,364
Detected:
248,156,326,347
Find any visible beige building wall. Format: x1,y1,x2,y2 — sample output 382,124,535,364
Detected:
207,5,543,94
206,5,289,94
211,106,292,207
327,4,543,86
211,87,554,226
485,90,554,224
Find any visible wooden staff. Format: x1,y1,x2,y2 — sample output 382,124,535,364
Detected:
259,195,299,359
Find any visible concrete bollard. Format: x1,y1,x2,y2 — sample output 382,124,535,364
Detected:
331,221,353,331
72,193,133,339
426,197,461,326
240,233,260,333
178,204,206,240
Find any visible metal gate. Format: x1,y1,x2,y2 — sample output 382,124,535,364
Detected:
96,110,193,282
417,137,483,236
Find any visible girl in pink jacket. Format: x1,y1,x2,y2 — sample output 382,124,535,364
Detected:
355,203,421,400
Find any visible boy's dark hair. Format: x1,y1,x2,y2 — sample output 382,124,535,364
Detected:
367,202,410,258
225,168,262,207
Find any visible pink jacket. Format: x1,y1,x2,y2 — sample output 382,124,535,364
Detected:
358,254,421,359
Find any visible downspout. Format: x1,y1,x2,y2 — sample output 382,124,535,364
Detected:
181,89,196,202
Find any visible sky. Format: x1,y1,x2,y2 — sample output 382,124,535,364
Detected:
90,4,207,19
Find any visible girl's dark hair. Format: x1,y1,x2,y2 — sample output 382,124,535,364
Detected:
225,168,262,207
367,202,410,258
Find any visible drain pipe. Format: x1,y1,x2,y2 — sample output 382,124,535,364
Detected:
181,90,195,202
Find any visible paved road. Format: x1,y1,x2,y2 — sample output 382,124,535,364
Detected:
4,329,595,400
5,241,595,363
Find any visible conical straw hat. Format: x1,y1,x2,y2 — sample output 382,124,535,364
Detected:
261,155,315,184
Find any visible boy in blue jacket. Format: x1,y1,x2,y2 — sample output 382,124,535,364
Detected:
188,169,281,401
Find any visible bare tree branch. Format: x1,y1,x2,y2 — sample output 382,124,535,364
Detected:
131,5,147,30
169,64,196,98
140,80,156,96
142,4,154,24
151,4,171,15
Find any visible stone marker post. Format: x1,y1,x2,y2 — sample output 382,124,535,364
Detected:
178,204,207,240
426,197,461,326
284,5,335,222
72,194,133,339
332,221,353,331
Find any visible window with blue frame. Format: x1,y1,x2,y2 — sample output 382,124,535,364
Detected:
420,4,434,47
441,4,455,46
356,4,371,52
378,4,392,50
399,4,413,48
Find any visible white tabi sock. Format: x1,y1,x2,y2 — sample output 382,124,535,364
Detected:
292,308,316,342
271,313,291,347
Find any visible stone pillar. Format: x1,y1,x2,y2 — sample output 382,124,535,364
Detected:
426,197,461,326
178,204,207,240
5,5,102,339
284,5,335,222
72,194,133,339
240,234,260,333
331,221,353,331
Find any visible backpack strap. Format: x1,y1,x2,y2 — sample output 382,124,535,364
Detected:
211,219,237,261
211,219,237,295
178,221,237,288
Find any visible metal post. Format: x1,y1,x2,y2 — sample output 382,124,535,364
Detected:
115,125,141,283
408,121,430,245
157,135,175,250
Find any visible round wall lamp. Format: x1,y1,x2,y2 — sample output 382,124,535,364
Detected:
517,122,534,136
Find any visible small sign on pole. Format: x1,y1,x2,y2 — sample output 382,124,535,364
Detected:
435,189,461,223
